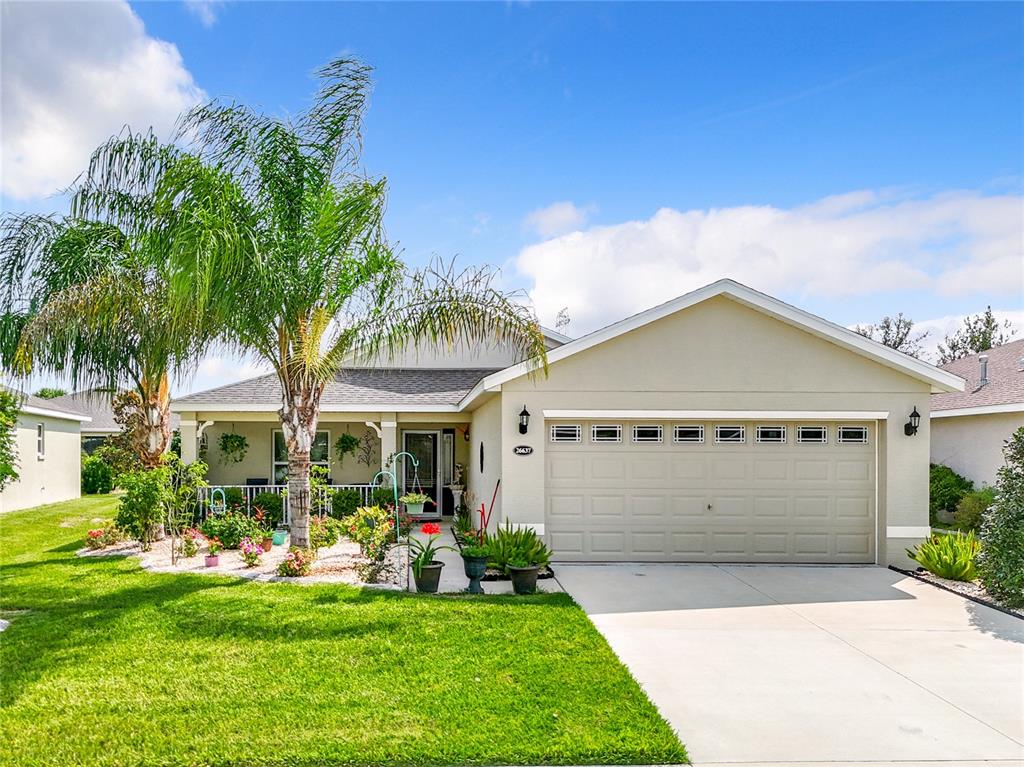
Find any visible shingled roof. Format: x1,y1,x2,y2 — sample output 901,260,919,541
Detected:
47,389,181,433
932,339,1024,413
0,386,91,422
172,368,500,411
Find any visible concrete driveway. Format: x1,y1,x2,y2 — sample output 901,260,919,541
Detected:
556,564,1024,767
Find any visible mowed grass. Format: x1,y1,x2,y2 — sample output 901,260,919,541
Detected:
0,496,687,766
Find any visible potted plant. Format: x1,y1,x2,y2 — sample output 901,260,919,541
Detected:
254,509,274,552
406,522,453,593
271,527,288,546
239,537,263,568
399,491,431,517
447,463,465,509
508,557,541,595
205,536,223,567
461,540,490,594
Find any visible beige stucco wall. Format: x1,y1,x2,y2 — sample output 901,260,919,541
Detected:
493,296,934,566
1,413,81,513
468,394,502,531
931,411,1024,488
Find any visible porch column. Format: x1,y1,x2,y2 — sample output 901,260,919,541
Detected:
179,414,197,464
380,412,398,471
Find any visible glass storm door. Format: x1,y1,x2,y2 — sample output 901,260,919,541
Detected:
402,431,440,514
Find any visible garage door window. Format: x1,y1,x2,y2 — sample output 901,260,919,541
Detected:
673,425,704,443
715,425,745,443
756,425,786,443
591,424,622,443
837,426,869,444
797,425,828,444
550,424,582,443
632,425,663,443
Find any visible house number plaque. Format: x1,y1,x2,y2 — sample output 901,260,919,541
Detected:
512,445,534,456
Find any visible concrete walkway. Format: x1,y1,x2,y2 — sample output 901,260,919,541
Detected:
556,563,1024,767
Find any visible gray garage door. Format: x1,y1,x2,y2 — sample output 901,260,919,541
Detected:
546,419,876,563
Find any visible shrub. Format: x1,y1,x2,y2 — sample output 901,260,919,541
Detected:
0,389,19,492
329,488,362,519
222,487,246,512
978,427,1024,608
955,487,996,532
200,512,262,549
346,505,394,581
81,453,114,494
85,522,123,550
487,522,552,573
277,547,314,577
178,528,201,558
907,532,980,582
371,486,396,509
239,537,263,567
115,467,169,550
252,491,285,526
310,515,342,550
929,464,973,522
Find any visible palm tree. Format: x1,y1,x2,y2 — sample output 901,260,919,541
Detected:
0,133,233,468
167,58,548,547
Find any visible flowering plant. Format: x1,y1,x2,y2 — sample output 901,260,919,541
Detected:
406,522,454,578
85,522,123,550
277,546,314,577
206,536,223,557
179,527,202,558
239,536,262,567
253,509,273,539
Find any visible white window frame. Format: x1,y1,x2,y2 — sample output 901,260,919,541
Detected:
591,424,622,443
715,425,746,444
672,424,705,444
36,423,45,459
273,429,330,482
756,425,786,444
632,424,663,443
797,425,828,444
550,424,582,443
837,425,869,444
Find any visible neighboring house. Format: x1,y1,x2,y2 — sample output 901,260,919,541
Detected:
0,390,91,513
930,339,1024,487
171,279,964,566
47,389,181,454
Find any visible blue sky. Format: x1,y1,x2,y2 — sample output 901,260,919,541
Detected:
2,1,1022,393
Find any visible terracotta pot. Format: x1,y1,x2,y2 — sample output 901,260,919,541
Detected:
204,555,220,568
261,537,273,552
509,565,540,595
414,561,444,593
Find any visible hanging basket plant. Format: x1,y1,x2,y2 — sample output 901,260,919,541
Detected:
218,432,248,465
334,432,360,467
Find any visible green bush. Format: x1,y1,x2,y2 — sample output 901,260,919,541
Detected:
345,505,394,581
487,521,552,573
330,488,362,519
251,491,285,526
954,487,995,532
81,453,114,494
907,532,980,582
929,464,973,522
222,486,246,511
115,467,169,550
371,486,397,509
310,515,343,550
978,427,1024,608
200,512,263,550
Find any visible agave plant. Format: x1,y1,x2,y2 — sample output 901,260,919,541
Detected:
907,532,981,582
487,521,552,574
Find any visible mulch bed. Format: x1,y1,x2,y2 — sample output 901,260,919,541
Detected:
889,565,1023,619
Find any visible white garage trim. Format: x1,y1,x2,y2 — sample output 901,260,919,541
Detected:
887,526,931,538
543,409,889,420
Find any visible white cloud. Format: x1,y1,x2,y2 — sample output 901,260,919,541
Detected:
523,201,595,238
516,189,1024,334
184,0,224,28
0,0,205,200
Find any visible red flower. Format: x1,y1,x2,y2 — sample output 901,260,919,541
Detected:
420,522,441,536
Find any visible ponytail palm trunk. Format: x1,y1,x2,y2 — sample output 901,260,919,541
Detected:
172,58,548,548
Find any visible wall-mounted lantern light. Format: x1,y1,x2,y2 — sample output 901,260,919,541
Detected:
904,407,921,436
518,406,531,435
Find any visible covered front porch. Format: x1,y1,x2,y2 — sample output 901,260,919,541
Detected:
178,412,471,520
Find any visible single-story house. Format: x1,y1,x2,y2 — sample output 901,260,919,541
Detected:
46,389,181,454
931,339,1024,487
0,389,91,513
171,279,964,566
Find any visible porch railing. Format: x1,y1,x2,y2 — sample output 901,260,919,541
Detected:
197,483,376,525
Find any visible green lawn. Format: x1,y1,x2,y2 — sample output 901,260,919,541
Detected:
0,495,687,766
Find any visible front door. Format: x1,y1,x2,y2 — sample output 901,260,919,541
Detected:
402,430,441,517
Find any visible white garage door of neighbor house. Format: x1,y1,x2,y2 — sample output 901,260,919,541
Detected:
545,420,876,563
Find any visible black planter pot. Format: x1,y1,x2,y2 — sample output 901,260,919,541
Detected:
414,561,444,594
509,565,540,595
462,554,489,594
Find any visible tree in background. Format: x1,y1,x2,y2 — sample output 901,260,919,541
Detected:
0,389,19,491
33,387,66,399
0,133,234,468
853,313,928,358
937,307,1016,364
166,58,548,547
